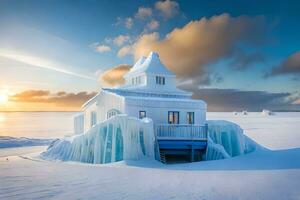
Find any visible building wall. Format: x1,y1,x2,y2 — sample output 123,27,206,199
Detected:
82,91,125,133
80,91,206,134
96,91,125,123
74,113,84,135
82,101,98,133
124,98,206,125
146,74,176,93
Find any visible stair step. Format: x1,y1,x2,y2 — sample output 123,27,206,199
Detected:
159,151,166,164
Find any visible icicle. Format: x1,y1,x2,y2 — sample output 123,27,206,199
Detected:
41,115,155,164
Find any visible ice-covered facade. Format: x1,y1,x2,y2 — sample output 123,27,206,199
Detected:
43,52,256,164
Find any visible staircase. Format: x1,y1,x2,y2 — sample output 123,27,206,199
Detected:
159,151,166,164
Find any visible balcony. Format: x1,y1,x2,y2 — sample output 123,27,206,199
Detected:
155,124,208,141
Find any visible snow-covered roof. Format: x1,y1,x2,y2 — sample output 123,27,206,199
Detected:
124,52,175,77
81,87,193,109
102,88,191,98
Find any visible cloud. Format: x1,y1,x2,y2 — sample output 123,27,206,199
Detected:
230,51,266,70
99,64,132,87
119,13,267,85
115,17,134,29
95,63,300,111
267,51,300,77
0,50,94,80
117,45,133,58
12,90,50,99
113,35,130,46
10,90,97,107
181,88,299,111
146,19,160,30
94,65,299,111
90,43,111,53
125,17,134,29
155,0,180,19
135,7,152,19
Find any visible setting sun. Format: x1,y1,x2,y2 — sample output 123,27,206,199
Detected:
0,92,8,104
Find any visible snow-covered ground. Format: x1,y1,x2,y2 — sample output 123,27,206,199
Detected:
0,112,300,200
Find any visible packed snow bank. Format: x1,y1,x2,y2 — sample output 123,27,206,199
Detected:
205,120,257,160
41,115,155,164
0,136,53,148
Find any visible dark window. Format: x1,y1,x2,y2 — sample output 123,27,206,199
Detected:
168,111,179,124
139,111,146,119
156,76,165,85
187,112,194,124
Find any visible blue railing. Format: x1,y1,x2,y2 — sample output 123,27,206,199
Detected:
155,124,208,140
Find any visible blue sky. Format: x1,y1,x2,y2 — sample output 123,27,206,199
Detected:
0,0,299,111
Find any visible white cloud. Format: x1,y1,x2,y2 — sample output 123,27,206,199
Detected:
113,35,130,46
155,0,180,19
135,7,152,19
117,45,132,58
147,19,159,30
91,43,111,53
125,17,134,29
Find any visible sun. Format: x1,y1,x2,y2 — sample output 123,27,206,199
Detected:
0,92,8,104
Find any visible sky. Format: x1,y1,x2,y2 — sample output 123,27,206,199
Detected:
0,0,299,111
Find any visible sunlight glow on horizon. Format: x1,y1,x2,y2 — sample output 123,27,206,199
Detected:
0,92,8,105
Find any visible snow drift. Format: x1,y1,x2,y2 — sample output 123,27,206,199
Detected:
41,115,155,164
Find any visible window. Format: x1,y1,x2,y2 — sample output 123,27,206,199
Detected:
107,109,120,119
186,112,194,124
168,111,179,124
90,111,97,127
156,76,165,85
139,111,146,119
131,76,144,86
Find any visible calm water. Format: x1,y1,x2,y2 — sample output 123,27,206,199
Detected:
0,112,77,139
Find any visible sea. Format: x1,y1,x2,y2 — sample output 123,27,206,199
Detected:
0,112,77,139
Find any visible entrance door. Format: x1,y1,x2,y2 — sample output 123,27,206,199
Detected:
168,111,179,124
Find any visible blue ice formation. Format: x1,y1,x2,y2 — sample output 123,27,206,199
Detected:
41,115,155,164
205,120,256,160
42,117,256,164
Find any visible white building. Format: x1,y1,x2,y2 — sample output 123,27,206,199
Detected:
74,52,207,135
